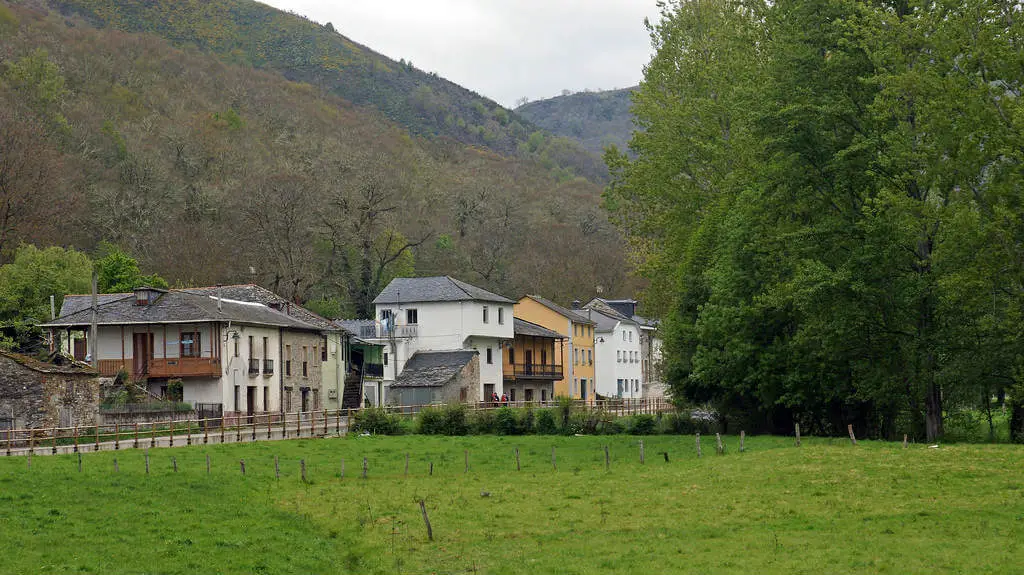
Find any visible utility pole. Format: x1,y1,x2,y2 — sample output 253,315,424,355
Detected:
90,269,98,368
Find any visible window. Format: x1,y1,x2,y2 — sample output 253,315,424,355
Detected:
285,345,292,376
263,337,269,360
302,346,308,377
623,330,627,342
234,385,240,411
509,348,515,364
248,336,254,359
617,379,624,397
617,350,622,363
541,389,547,402
498,307,504,325
575,324,580,337
322,336,328,361
381,309,393,322
634,380,639,392
510,388,516,402
383,352,389,366
483,306,489,324
406,308,418,325
629,331,633,343
574,349,579,365
486,347,493,364
181,332,200,358
588,350,593,365
233,336,239,358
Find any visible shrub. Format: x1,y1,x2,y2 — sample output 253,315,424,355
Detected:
352,407,404,435
1011,387,1024,444
470,408,497,434
658,412,696,435
517,408,535,434
599,417,625,435
495,407,520,435
442,403,469,435
417,406,446,435
555,396,573,430
535,409,557,435
630,414,657,435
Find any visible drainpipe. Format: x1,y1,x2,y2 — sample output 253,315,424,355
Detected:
278,327,284,415
90,269,98,369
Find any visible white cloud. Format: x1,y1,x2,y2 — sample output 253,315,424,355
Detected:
263,0,659,107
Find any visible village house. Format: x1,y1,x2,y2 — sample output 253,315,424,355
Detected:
39,286,326,421
591,298,666,399
0,350,100,430
502,318,566,403
514,295,596,401
363,276,514,403
335,320,387,408
577,299,644,399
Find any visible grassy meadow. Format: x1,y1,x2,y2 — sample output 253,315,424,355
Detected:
0,434,1022,574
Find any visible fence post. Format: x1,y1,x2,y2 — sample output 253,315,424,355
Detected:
715,433,724,455
604,445,610,471
134,423,140,449
340,458,344,479
52,426,58,455
240,459,246,475
114,423,119,451
114,458,119,473
740,430,746,453
847,424,857,446
73,426,78,454
206,454,211,475
267,414,272,440
795,423,801,447
639,440,644,464
362,457,368,479
903,434,908,448
295,411,300,438
220,420,226,444
336,409,341,435
188,419,194,445
94,425,99,451
78,451,82,473
169,420,175,447
465,450,469,474
405,453,409,476
251,416,256,441
204,419,210,445
145,450,150,475
151,422,156,448
172,456,178,473
696,432,702,458
515,447,521,471
301,459,307,482
552,446,557,471
236,418,241,443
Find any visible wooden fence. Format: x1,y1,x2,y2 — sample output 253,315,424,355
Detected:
1,398,675,457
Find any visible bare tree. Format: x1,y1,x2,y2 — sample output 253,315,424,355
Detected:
0,106,62,261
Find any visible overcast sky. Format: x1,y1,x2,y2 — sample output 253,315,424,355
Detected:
262,0,661,108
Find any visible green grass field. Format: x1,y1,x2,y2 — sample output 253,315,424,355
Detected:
1,435,1022,574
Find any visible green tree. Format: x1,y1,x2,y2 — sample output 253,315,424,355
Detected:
95,242,169,293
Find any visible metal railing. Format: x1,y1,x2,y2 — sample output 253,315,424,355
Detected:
358,324,418,339
263,359,274,375
248,358,260,375
508,363,563,379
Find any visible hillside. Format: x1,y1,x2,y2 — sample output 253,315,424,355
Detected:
0,2,636,317
46,0,607,183
516,88,636,156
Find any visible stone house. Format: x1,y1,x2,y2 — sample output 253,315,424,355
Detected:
385,350,479,406
0,350,100,429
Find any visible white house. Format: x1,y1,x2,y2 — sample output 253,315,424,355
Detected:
578,299,644,399
366,276,514,403
40,286,327,419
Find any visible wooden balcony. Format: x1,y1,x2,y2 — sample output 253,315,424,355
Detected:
95,357,221,379
506,363,563,380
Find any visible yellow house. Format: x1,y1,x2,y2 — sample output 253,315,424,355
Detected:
514,295,596,401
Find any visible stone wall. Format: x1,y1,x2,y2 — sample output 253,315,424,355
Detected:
282,331,324,412
0,353,100,429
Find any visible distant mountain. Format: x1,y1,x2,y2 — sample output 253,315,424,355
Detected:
49,0,607,182
516,88,636,156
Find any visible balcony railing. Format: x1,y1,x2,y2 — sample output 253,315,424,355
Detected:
358,324,418,340
263,359,274,375
364,363,384,378
248,358,260,376
95,357,222,379
509,363,563,379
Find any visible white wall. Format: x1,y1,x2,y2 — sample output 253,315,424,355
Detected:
219,324,281,413
595,321,644,398
375,299,514,401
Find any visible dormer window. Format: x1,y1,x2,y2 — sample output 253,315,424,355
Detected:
133,287,164,306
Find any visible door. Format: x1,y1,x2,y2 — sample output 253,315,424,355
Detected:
246,386,256,422
525,350,533,375
580,379,587,401
301,389,310,412
484,383,495,403
73,338,87,361
133,333,153,377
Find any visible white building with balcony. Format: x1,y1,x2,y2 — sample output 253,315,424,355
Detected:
366,276,515,403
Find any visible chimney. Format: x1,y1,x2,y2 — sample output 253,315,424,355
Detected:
571,299,581,309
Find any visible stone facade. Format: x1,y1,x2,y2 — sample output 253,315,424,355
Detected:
386,353,480,406
0,351,100,429
280,330,324,412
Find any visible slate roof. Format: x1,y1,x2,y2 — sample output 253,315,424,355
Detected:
521,294,594,325
0,350,97,375
59,293,133,317
373,276,514,305
391,350,478,388
184,285,342,331
41,289,320,331
513,318,566,339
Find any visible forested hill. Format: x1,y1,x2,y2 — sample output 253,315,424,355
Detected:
46,0,606,182
516,88,636,156
0,2,635,319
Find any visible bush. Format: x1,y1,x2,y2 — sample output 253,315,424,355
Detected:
555,396,573,430
599,417,625,435
658,412,696,435
417,406,446,435
351,407,405,435
517,408,535,434
1011,388,1024,444
470,408,497,434
494,407,520,435
535,409,557,435
629,414,657,435
443,403,469,435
